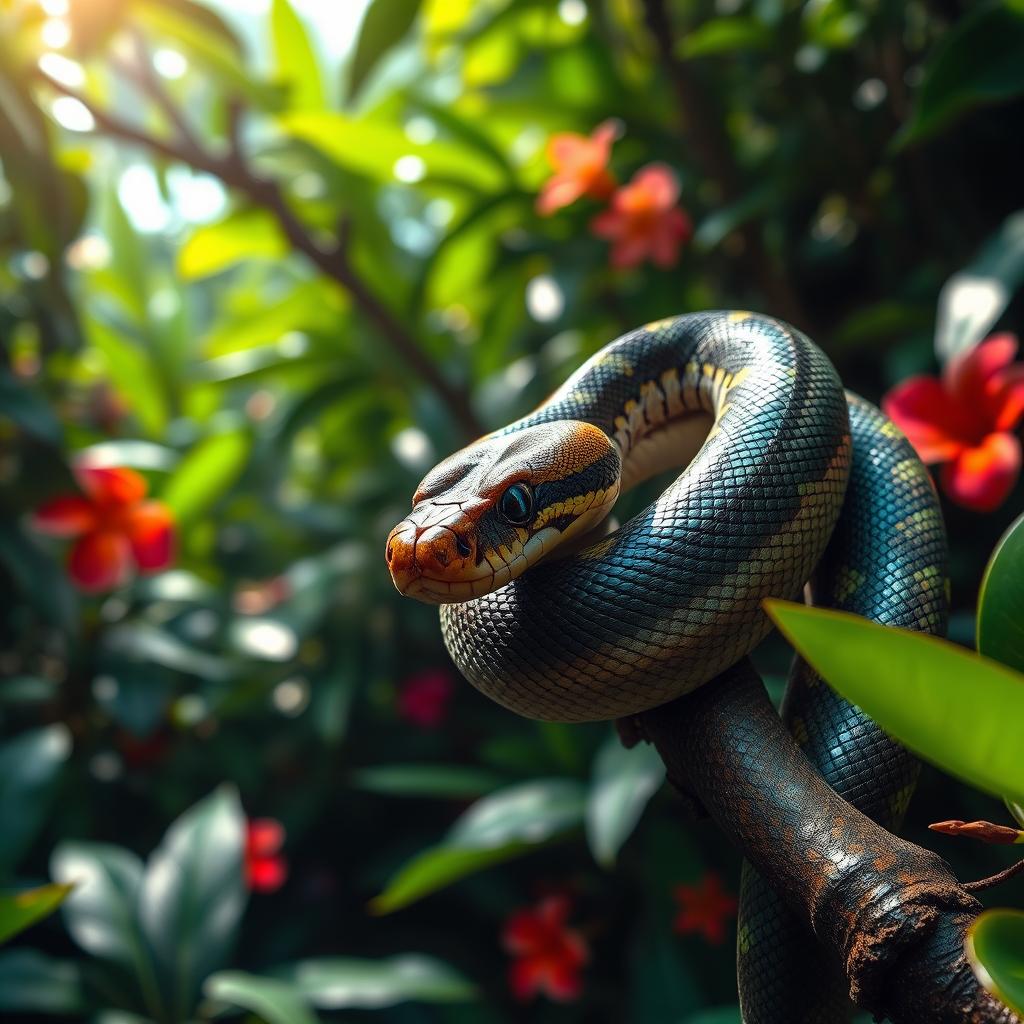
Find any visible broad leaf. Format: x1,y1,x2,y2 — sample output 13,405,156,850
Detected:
0,882,73,944
373,779,585,912
967,909,1024,1015
348,0,422,100
139,787,247,1021
280,954,476,1008
0,725,72,877
586,732,665,868
0,949,86,1016
765,600,1024,804
270,0,325,110
978,512,1024,674
179,209,287,280
0,370,63,445
352,763,503,798
206,971,318,1024
677,17,769,58
162,429,251,523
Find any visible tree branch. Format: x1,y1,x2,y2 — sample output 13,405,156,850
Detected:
628,662,1020,1024
36,70,483,440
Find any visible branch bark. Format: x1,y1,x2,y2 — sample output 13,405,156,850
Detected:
36,69,483,440
625,661,1020,1024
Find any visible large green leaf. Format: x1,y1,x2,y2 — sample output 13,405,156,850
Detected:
0,949,86,1016
0,725,72,878
270,0,325,110
586,732,665,868
765,600,1024,804
0,883,73,944
935,210,1024,363
373,779,585,913
352,763,503,798
348,0,422,100
279,954,477,1008
162,428,251,523
978,512,1024,674
178,209,287,280
898,3,1024,145
206,971,319,1024
967,909,1024,1015
139,787,247,1021
676,17,770,58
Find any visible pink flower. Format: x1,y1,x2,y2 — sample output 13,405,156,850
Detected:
397,669,454,728
882,333,1024,511
245,818,287,893
537,121,618,216
502,895,589,1002
672,873,737,945
32,465,174,592
591,163,692,269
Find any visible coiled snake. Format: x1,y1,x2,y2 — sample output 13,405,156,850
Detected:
386,311,948,1022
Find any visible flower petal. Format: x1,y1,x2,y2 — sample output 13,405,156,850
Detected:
537,175,587,216
68,531,132,592
943,333,1018,400
992,365,1024,431
543,959,583,1001
248,855,287,892
509,957,545,1000
247,818,285,857
631,163,680,209
940,432,1021,512
77,466,148,507
32,495,97,537
881,376,973,462
126,501,175,572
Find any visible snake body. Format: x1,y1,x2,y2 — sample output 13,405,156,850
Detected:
386,310,948,1020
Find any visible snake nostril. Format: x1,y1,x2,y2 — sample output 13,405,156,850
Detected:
455,534,472,558
386,541,394,563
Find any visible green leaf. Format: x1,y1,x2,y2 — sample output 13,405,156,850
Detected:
139,787,247,1021
271,0,325,110
0,725,71,878
280,954,477,1008
586,732,665,868
206,971,319,1024
677,17,770,58
935,210,1024,362
0,949,86,1016
978,512,1024,674
352,763,503,798
0,883,74,944
348,0,422,100
967,908,1024,1015
765,600,1024,804
898,3,1024,145
0,370,63,446
178,209,288,280
162,428,251,523
373,779,585,913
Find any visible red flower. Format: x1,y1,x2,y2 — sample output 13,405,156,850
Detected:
537,120,618,216
32,465,174,592
397,669,454,728
591,163,692,269
245,818,287,893
672,873,737,945
502,895,589,1002
882,333,1024,511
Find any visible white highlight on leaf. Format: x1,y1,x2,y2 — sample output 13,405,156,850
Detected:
50,96,94,132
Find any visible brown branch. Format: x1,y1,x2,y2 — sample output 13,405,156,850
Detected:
639,0,813,334
35,71,483,440
628,662,1020,1024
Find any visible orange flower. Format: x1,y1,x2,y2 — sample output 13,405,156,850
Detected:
672,873,737,945
502,894,589,1002
536,120,618,216
245,818,287,893
591,163,692,269
33,465,174,592
882,333,1024,511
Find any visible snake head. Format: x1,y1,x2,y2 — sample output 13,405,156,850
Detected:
386,420,621,604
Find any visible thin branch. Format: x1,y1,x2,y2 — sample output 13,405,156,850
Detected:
963,858,1024,894
36,70,483,440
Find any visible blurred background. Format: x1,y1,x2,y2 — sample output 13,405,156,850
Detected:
1,0,1023,1021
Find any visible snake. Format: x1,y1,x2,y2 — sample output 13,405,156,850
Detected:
385,310,948,1022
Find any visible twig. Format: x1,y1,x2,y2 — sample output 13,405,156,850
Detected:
963,859,1024,894
35,70,483,440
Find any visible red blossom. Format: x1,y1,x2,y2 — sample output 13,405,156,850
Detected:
672,872,737,945
882,333,1024,511
502,895,589,1002
397,669,454,728
245,818,287,893
537,121,618,216
590,163,692,269
32,465,175,592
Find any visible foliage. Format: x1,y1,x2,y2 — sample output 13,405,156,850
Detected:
0,0,1022,1019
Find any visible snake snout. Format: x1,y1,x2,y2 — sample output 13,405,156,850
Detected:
386,518,477,599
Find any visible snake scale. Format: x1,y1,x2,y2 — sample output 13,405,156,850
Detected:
386,311,948,1021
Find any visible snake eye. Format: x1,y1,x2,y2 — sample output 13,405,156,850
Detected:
499,483,534,525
